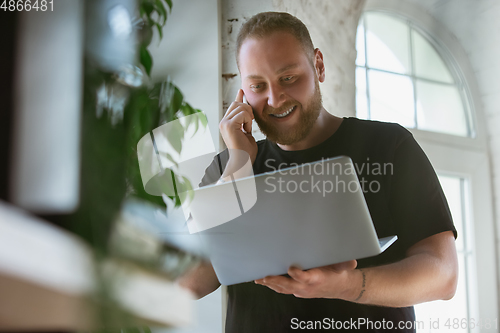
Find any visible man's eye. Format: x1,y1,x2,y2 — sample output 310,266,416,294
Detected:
250,84,262,90
282,76,294,82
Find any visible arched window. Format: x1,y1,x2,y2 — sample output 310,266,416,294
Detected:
356,6,497,332
356,11,474,137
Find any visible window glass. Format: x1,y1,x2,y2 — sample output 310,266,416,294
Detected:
414,175,471,333
416,81,468,136
355,11,472,137
365,12,410,74
368,70,415,127
438,176,464,252
355,67,368,119
414,255,469,333
413,30,454,84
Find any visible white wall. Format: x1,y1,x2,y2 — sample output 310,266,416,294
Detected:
11,0,84,213
149,0,222,150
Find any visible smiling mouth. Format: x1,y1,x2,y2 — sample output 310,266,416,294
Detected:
269,105,296,118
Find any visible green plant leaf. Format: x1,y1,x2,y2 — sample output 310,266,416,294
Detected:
182,175,194,192
166,119,184,154
182,175,195,204
139,24,154,46
123,328,141,333
155,0,167,25
175,175,194,205
155,22,163,41
167,169,179,198
193,115,199,135
182,112,193,131
164,0,173,11
178,188,187,204
171,87,184,113
174,193,181,206
142,2,154,16
166,153,178,168
133,91,154,132
199,111,208,128
180,103,192,116
140,46,153,76
158,80,176,119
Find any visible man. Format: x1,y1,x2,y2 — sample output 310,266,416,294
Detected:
180,12,458,332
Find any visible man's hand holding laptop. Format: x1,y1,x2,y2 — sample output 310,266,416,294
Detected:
255,260,359,300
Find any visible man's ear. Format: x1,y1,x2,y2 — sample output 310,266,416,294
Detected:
313,48,325,82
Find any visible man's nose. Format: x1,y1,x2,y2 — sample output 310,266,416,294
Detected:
267,84,286,109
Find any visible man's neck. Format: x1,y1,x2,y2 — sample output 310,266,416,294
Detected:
276,109,343,151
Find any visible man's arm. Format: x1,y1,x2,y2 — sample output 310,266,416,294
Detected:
178,261,221,299
255,231,458,307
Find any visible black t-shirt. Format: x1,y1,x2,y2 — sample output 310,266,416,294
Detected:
201,117,457,332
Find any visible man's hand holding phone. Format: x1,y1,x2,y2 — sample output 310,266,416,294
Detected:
219,89,258,168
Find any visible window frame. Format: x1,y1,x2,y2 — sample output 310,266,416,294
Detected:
361,1,490,152
361,1,498,330
357,10,476,138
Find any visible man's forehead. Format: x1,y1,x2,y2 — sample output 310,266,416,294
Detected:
244,64,300,80
239,33,310,79
240,32,302,54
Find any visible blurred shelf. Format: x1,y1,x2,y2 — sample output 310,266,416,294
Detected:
0,201,194,331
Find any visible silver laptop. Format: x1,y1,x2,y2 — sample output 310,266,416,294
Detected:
186,155,397,286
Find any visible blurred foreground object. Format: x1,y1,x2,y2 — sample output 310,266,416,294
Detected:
4,0,207,330
0,201,194,331
86,0,137,73
10,0,84,213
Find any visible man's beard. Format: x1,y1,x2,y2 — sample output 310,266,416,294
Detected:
253,80,322,145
